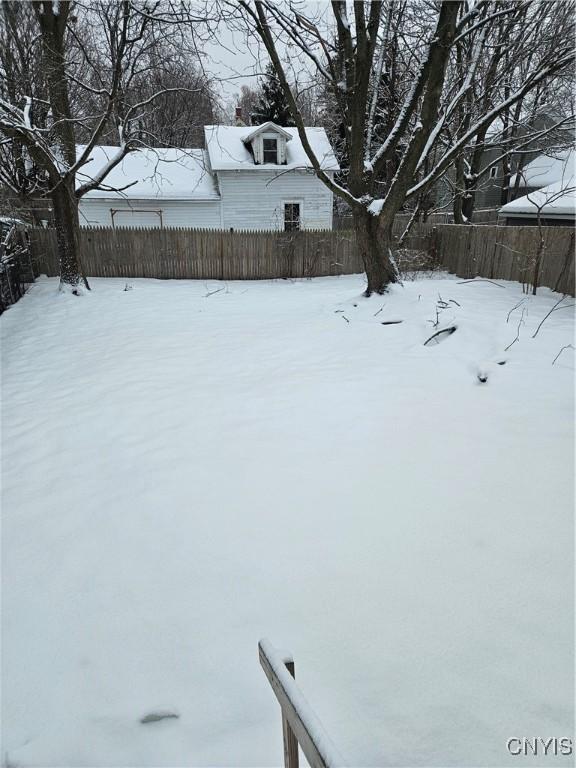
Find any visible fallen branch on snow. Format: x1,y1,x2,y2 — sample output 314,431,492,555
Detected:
423,326,457,346
457,279,506,288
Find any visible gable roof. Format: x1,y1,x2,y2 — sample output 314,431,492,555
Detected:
241,122,293,143
77,146,220,200
499,179,576,218
510,149,575,189
204,126,339,171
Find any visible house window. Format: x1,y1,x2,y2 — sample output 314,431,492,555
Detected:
263,138,278,164
284,203,300,231
489,166,498,179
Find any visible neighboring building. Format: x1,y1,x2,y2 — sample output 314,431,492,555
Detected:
77,147,221,229
507,149,575,199
77,123,339,231
433,111,573,214
498,181,575,226
498,150,575,226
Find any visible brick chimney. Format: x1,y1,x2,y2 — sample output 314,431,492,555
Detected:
235,107,245,126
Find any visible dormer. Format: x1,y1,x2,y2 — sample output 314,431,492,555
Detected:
241,122,292,166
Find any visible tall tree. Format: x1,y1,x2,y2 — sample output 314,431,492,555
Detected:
443,1,575,223
252,62,294,126
0,0,208,293
234,0,575,295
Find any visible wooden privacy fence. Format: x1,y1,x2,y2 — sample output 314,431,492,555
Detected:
28,225,433,282
434,224,575,296
29,227,364,281
28,223,574,295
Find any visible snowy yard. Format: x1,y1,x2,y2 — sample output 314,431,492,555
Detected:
2,273,573,767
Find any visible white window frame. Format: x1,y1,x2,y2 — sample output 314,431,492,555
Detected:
282,199,304,231
262,133,279,164
489,166,498,179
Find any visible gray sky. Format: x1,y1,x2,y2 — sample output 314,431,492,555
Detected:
203,23,264,100
201,2,329,106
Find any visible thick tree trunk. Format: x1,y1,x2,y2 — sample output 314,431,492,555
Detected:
36,3,87,292
454,185,477,224
51,182,87,292
461,190,476,223
354,210,398,296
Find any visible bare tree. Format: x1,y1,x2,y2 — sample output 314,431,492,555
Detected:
233,0,575,295
0,0,209,293
0,2,49,218
525,179,575,295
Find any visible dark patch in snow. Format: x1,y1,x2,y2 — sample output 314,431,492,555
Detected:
140,711,180,724
381,320,403,325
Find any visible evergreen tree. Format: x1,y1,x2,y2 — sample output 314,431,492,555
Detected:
252,63,294,126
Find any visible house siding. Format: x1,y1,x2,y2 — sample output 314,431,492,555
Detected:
78,198,221,229
78,166,335,231
217,169,333,230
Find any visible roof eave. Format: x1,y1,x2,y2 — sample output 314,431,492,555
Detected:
83,195,221,202
241,122,293,144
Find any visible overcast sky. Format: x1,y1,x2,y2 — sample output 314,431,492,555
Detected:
203,23,264,100
202,2,330,106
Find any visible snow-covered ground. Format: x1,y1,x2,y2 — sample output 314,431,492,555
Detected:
2,274,573,767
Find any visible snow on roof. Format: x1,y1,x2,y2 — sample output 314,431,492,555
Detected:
77,146,220,200
241,122,293,143
510,149,575,188
499,179,576,218
204,126,339,171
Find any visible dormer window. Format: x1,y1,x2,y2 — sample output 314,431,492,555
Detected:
241,122,292,166
263,138,278,164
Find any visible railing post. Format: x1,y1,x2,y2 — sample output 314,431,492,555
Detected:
282,660,299,768
259,639,344,768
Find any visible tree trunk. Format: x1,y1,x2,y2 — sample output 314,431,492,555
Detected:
354,210,398,296
52,181,87,292
453,157,465,224
461,189,476,223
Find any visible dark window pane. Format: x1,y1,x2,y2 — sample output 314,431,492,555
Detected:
263,138,277,164
284,203,300,231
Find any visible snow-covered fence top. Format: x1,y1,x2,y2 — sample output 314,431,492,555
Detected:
259,639,345,768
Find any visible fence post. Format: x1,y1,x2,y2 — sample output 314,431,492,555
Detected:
282,660,299,768
429,226,438,266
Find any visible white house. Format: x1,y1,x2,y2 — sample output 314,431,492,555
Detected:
499,150,575,226
77,123,339,231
